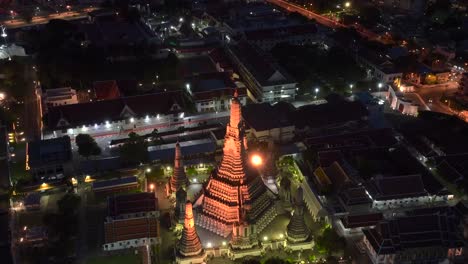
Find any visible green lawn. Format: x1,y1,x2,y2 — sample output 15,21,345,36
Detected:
86,253,141,264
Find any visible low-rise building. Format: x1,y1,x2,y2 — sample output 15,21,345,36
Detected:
108,192,159,219
103,216,160,251
185,72,247,112
362,206,466,264
337,213,383,237
357,49,402,84
92,80,121,101
27,136,72,181
365,174,430,209
42,87,78,112
242,102,295,143
44,90,190,138
92,176,139,195
386,85,419,116
227,42,297,103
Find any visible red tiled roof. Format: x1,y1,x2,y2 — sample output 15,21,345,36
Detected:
104,217,159,243
93,80,121,101
108,192,158,217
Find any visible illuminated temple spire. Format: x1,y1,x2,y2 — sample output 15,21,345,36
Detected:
196,89,277,237
286,187,310,243
178,201,203,257
169,142,188,193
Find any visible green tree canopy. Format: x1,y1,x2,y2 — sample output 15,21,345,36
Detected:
75,134,102,158
315,227,346,255
119,132,148,165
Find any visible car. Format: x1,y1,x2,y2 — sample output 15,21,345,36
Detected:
428,98,433,103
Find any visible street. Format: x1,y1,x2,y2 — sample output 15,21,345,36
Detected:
2,8,96,29
415,82,459,115
266,0,381,42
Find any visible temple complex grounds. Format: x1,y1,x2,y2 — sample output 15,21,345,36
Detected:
151,159,341,264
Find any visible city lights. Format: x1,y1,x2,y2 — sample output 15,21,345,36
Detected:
251,154,263,167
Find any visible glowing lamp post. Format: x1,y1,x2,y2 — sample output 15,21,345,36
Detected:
149,183,155,192
251,154,263,167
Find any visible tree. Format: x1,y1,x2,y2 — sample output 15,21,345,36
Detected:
315,227,346,256
119,132,148,164
242,259,260,264
264,257,289,264
57,192,81,216
75,134,101,158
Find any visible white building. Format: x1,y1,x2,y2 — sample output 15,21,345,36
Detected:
43,87,78,112
386,85,419,116
227,42,297,103
45,91,188,139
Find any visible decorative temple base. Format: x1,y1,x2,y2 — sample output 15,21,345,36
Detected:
176,251,207,264
195,213,233,238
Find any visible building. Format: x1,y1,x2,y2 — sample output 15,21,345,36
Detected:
27,136,72,181
365,174,429,209
357,49,403,84
24,193,41,211
108,192,159,219
44,90,190,138
386,85,419,116
185,72,247,112
362,207,466,264
227,42,297,103
337,213,383,237
195,90,277,238
92,176,139,195
93,80,121,101
242,102,295,143
42,87,78,112
103,216,160,251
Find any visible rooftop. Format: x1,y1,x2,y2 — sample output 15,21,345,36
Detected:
242,102,294,131
108,192,158,217
27,136,72,168
104,216,159,244
366,174,427,201
46,90,190,130
228,42,296,87
93,80,121,101
364,208,465,254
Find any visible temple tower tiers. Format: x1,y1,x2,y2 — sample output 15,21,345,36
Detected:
178,201,203,257
286,187,310,243
169,142,189,193
175,188,187,224
196,89,276,237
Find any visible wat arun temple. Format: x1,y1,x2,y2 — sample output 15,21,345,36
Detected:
175,91,312,264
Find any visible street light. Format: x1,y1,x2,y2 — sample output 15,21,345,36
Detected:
344,2,351,8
